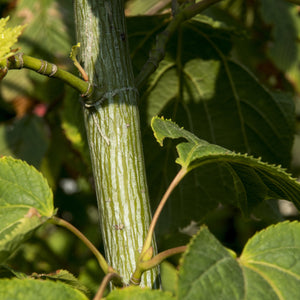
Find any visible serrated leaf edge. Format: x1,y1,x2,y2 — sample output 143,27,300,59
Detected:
0,156,54,216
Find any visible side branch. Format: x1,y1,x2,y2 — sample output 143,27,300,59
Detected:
6,53,93,98
135,0,223,89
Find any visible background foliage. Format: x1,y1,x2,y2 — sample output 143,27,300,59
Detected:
0,0,300,296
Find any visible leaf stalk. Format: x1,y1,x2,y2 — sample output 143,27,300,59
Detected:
130,168,187,284
49,216,116,276
93,272,123,300
140,246,187,271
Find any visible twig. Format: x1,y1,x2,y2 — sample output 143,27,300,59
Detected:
6,53,94,98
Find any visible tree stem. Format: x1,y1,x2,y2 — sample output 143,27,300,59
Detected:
74,0,158,287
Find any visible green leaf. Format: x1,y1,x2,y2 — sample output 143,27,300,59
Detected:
129,15,295,235
105,286,175,300
240,221,300,299
2,0,74,103
178,222,300,299
161,261,178,296
151,116,300,219
0,266,89,296
178,226,243,300
31,269,90,296
260,0,298,72
0,157,54,263
0,278,88,300
0,265,27,279
130,13,294,164
0,115,49,168
9,0,75,58
0,16,25,66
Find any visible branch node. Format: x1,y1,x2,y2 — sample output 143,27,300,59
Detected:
37,60,48,75
49,64,58,77
14,52,24,68
83,86,138,108
129,276,141,286
81,81,93,98
18,53,24,68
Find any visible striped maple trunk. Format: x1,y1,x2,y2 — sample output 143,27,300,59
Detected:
74,0,158,287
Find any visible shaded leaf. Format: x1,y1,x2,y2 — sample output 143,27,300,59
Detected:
178,222,300,299
0,278,88,300
140,27,294,166
105,286,175,300
0,69,34,102
260,0,298,72
128,14,295,236
0,157,54,263
151,117,300,224
0,115,49,168
0,265,27,279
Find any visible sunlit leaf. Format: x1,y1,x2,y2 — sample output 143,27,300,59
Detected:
0,157,54,263
0,278,88,300
105,286,175,300
0,17,25,66
32,269,90,296
1,0,75,103
178,222,300,299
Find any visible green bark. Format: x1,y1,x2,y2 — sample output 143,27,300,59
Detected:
73,0,158,287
